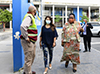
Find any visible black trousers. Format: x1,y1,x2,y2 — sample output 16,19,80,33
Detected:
83,35,91,51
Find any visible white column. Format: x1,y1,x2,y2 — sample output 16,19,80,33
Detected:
9,3,12,29
41,0,45,25
39,4,41,16
9,3,12,12
52,5,55,24
62,8,64,25
49,8,51,16
77,6,79,22
30,0,33,3
65,6,67,23
88,6,91,22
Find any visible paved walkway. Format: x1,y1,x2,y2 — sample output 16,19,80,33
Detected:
0,29,12,41
0,29,100,74
31,29,100,74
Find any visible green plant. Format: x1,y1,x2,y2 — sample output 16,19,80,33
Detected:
0,9,12,31
80,12,89,22
98,14,100,21
0,9,12,23
55,15,62,23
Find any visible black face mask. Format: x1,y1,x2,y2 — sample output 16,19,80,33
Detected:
34,13,36,16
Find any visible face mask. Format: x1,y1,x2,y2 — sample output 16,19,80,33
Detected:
34,13,36,16
46,20,51,24
83,21,85,24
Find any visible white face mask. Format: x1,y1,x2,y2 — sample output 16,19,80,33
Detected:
46,20,51,24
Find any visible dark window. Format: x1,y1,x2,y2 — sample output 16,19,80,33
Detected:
28,0,30,3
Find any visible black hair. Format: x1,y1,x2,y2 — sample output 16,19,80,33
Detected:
43,16,55,31
44,16,53,26
69,13,75,18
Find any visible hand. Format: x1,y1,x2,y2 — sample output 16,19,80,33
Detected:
26,38,30,43
63,27,66,31
61,42,64,47
39,42,42,48
86,25,88,27
53,42,56,47
80,28,84,32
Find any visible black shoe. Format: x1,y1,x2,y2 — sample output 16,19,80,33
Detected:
65,61,69,68
83,50,87,52
23,72,25,74
32,71,36,74
89,50,91,52
79,49,81,51
23,71,36,74
73,69,77,73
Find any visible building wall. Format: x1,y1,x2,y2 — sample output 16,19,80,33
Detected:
42,0,100,6
0,0,12,3
79,8,83,21
73,8,83,21
0,0,12,29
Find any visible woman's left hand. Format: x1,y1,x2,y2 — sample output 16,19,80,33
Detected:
80,28,84,32
53,42,56,47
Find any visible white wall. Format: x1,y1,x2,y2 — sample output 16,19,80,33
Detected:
0,0,12,3
43,0,100,5
0,0,12,1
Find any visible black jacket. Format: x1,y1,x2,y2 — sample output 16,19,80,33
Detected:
82,23,93,37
